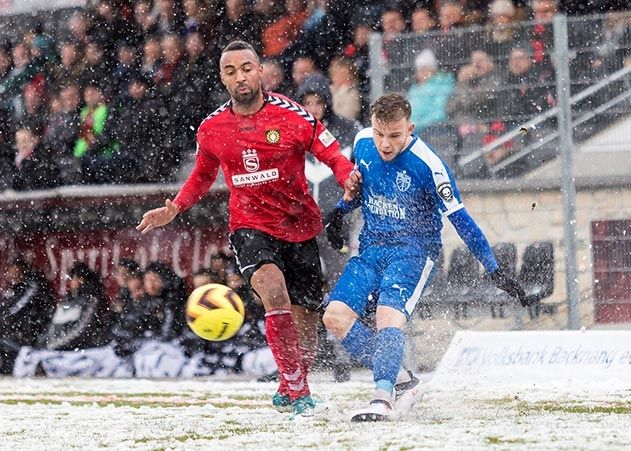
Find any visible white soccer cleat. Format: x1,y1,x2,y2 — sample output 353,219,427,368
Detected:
392,370,423,417
350,399,393,422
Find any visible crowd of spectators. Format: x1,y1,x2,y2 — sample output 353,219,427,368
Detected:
1,0,631,189
0,252,280,378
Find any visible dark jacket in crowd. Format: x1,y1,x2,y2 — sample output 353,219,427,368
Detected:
37,263,111,351
169,54,220,153
12,143,62,191
110,296,165,356
0,260,56,373
144,262,187,341
0,106,14,190
108,87,169,183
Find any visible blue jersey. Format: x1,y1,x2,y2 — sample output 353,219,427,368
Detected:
350,128,463,251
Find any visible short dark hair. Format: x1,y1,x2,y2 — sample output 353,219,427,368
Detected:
222,40,259,61
371,93,411,123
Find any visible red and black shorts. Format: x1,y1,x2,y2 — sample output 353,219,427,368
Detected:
228,228,325,311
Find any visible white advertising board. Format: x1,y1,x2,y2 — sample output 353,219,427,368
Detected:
430,330,631,392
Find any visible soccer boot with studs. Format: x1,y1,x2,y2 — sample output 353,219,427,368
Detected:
272,391,292,412
350,399,393,422
289,395,317,420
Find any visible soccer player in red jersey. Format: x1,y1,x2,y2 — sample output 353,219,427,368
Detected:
137,40,357,417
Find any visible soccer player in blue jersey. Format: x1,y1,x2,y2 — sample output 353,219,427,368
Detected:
322,93,528,422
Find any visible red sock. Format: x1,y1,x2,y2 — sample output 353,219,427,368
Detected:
265,310,310,401
278,343,315,396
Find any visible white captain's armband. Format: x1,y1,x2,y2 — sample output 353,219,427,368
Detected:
318,129,336,147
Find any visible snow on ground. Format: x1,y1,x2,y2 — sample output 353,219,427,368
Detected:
0,370,630,450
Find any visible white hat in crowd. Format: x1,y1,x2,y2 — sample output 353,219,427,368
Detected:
415,48,438,70
489,0,516,17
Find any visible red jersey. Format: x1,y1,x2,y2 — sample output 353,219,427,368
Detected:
173,92,354,242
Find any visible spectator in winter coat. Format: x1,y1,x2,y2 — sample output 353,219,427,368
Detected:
0,43,38,115
261,0,309,57
140,37,163,84
212,0,265,55
0,258,56,373
447,50,502,150
16,81,48,136
290,55,320,99
111,42,139,98
501,47,554,127
261,59,287,93
169,32,219,153
37,262,112,351
112,258,142,313
12,127,61,191
130,0,159,46
44,83,83,184
49,41,85,92
407,49,455,134
142,262,187,341
484,0,524,57
80,41,111,93
110,266,166,357
411,7,437,34
74,83,120,184
328,57,361,121
108,72,169,183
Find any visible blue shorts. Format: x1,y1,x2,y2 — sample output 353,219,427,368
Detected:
329,245,438,320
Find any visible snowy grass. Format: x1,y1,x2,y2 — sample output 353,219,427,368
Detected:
0,371,630,450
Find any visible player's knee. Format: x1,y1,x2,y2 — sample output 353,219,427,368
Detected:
251,264,290,310
323,302,355,339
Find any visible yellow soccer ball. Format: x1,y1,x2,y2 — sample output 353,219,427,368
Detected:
185,283,245,341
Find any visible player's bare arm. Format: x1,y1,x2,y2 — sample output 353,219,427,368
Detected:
136,199,181,234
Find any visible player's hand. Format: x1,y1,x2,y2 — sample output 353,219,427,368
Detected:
489,268,530,307
136,199,180,234
343,166,362,202
324,207,345,250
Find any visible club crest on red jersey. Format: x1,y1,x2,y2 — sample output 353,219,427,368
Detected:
266,129,280,144
242,149,259,172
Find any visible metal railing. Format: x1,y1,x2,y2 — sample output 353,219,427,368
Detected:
463,63,631,174
369,11,631,179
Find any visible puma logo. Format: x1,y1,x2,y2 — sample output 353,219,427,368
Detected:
360,159,372,171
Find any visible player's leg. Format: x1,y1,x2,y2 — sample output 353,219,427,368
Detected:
229,230,310,408
291,304,319,375
283,237,330,375
323,251,380,369
350,305,406,422
351,250,436,422
281,236,327,417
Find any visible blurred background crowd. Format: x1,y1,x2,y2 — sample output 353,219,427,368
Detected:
1,0,631,190
0,250,284,378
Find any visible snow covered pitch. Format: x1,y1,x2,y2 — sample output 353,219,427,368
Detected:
0,371,629,450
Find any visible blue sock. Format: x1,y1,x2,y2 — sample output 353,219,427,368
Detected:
341,320,376,369
373,327,405,394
